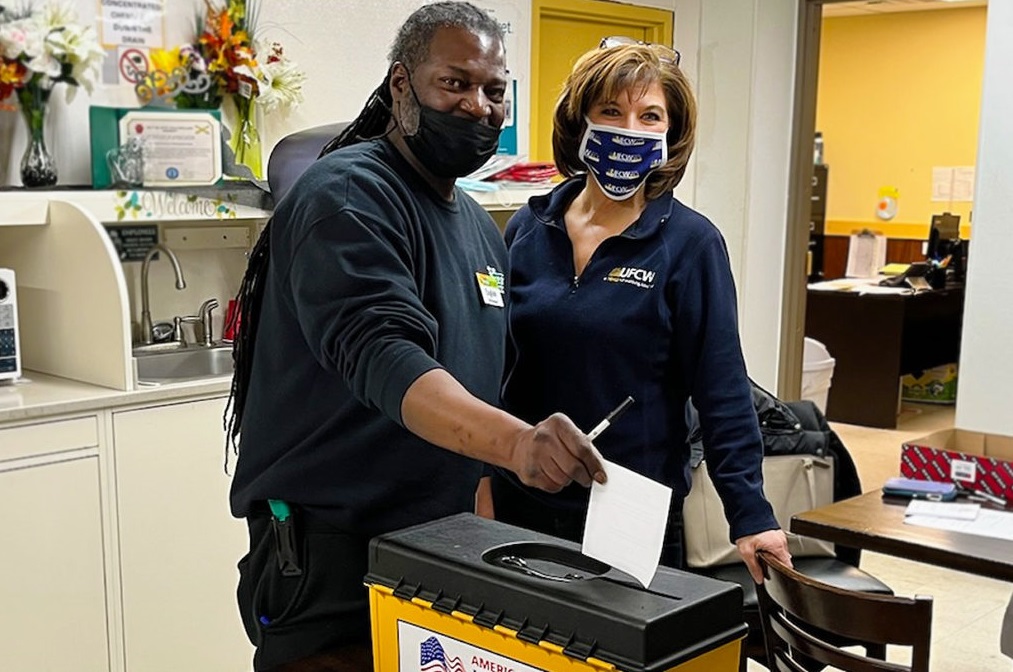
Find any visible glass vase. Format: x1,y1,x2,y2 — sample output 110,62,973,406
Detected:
229,94,264,180
17,80,57,188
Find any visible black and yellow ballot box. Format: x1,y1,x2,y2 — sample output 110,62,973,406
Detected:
366,514,745,672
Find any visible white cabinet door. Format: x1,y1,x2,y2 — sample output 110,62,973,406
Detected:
114,397,252,672
0,456,109,672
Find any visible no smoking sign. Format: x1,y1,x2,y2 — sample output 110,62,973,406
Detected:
119,48,149,84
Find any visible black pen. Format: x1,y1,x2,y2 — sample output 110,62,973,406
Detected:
587,396,635,441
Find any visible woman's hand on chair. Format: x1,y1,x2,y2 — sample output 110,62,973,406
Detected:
735,529,792,584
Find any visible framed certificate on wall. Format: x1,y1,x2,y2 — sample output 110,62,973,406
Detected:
90,107,223,188
118,111,222,187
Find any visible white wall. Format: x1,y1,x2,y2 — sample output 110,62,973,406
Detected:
595,0,796,390
670,0,796,389
955,1,1013,436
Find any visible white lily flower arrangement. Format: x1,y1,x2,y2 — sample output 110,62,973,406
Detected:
0,2,104,107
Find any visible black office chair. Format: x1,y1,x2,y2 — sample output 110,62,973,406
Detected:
266,121,350,203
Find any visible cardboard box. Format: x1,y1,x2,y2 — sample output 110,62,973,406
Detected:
901,363,958,404
901,429,1013,500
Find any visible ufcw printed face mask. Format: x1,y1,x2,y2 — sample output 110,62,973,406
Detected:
579,119,668,201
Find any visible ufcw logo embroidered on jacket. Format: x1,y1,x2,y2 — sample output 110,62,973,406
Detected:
605,266,657,289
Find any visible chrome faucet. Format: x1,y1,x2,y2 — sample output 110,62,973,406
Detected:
171,299,220,347
140,244,186,344
197,298,219,346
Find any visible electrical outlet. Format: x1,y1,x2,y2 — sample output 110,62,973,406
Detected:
164,226,251,250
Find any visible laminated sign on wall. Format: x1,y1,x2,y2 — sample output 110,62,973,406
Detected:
100,0,165,49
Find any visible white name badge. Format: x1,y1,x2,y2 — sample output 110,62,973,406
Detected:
476,271,505,308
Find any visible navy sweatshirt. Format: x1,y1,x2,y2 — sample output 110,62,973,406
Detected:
230,139,509,537
499,177,777,542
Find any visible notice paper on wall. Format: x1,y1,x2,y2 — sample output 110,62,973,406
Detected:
932,166,976,202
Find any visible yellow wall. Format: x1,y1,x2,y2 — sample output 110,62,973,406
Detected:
817,8,986,239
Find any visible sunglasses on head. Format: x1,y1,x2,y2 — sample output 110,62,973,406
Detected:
599,36,681,67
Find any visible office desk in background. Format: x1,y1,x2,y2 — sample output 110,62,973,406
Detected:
805,286,965,428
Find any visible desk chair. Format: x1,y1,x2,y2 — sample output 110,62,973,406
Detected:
687,397,894,670
266,122,350,203
756,550,932,672
700,557,892,670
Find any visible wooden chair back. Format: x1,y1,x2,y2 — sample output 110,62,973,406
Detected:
756,550,933,672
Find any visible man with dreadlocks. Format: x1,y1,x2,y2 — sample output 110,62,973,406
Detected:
227,3,605,671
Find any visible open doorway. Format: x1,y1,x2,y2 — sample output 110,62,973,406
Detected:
781,0,986,429
530,0,673,162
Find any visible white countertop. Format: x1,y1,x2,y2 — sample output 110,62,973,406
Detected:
0,371,233,424
464,184,553,209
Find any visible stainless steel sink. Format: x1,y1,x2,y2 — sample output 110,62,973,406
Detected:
134,345,234,383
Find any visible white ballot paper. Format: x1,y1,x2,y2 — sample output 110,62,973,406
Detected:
904,500,980,521
582,459,672,587
904,508,1013,542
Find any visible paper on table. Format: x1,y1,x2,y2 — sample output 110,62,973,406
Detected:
905,499,980,521
808,278,879,291
582,459,672,587
904,508,1013,542
807,277,910,295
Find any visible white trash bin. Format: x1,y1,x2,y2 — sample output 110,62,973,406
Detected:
801,337,835,414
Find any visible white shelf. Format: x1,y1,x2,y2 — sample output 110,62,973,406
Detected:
2,185,539,224
0,188,272,226
464,184,553,210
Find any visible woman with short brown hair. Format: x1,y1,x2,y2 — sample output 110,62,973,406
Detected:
552,39,697,198
487,39,791,583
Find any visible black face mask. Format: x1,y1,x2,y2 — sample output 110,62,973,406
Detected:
401,81,502,179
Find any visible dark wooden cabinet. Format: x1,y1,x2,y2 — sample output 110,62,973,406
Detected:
809,164,828,282
805,287,964,428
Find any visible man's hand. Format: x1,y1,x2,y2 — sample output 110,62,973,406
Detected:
508,412,607,492
401,370,606,493
735,528,792,583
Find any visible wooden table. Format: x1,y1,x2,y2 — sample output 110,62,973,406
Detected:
805,286,964,428
791,491,1013,582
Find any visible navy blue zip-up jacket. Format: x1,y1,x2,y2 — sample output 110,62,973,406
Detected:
499,177,777,542
230,139,509,537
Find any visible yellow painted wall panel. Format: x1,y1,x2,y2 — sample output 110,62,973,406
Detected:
531,0,672,162
817,8,986,239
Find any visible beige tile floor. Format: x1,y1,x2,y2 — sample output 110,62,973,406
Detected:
748,402,1013,671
